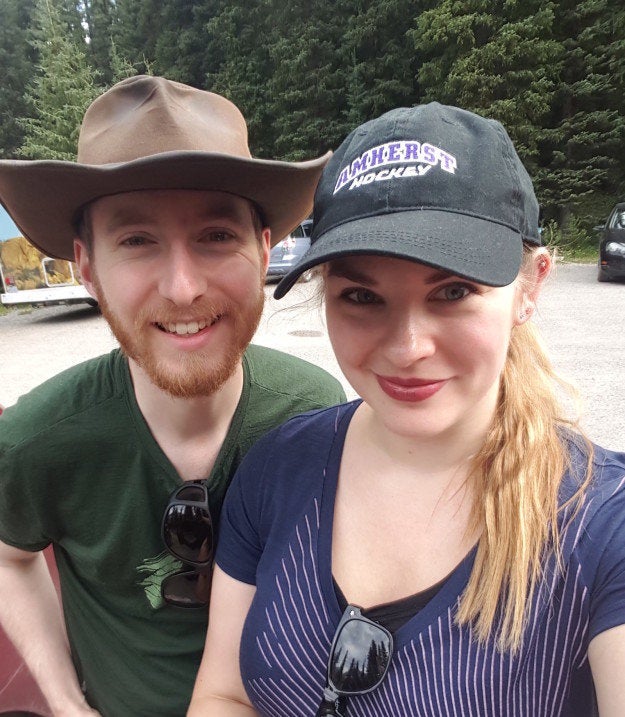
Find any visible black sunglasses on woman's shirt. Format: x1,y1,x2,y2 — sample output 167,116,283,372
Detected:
316,605,393,717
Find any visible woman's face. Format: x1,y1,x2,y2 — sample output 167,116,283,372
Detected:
324,255,529,442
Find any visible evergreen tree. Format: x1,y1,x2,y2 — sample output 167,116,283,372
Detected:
0,0,37,158
411,0,560,171
538,0,625,227
152,0,211,86
83,0,116,84
202,0,279,155
344,0,422,128
19,0,102,160
113,0,162,76
265,0,356,159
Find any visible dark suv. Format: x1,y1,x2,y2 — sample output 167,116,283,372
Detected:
596,202,625,282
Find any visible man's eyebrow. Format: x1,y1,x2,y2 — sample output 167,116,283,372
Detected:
196,203,249,225
104,202,249,234
105,208,153,233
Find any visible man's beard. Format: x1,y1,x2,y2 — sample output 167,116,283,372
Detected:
94,276,265,398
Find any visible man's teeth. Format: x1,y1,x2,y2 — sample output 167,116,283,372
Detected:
164,320,208,335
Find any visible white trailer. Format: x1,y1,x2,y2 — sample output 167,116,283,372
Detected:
0,235,95,308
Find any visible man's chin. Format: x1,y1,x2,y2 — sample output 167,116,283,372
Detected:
136,352,241,399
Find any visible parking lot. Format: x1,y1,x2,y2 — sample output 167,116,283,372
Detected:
1,261,624,450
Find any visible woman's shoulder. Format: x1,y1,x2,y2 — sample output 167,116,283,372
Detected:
559,437,625,559
560,435,625,503
242,399,360,462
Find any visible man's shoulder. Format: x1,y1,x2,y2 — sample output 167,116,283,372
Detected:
0,350,125,447
244,344,345,406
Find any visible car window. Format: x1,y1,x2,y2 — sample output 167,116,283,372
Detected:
609,209,625,229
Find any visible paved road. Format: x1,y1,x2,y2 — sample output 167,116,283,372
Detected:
1,262,624,449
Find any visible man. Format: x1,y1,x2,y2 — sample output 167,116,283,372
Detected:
0,76,345,716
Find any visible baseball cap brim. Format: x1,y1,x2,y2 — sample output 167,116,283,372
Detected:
274,210,524,299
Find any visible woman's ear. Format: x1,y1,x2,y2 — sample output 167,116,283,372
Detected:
514,249,552,326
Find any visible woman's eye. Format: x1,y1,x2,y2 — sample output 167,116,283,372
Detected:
432,284,473,301
341,287,381,304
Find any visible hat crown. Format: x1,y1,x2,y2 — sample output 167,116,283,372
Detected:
313,103,539,244
77,75,252,165
274,103,540,298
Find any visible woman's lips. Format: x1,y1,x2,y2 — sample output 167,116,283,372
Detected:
376,375,447,402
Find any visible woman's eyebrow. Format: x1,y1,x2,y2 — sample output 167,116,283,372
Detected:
424,269,457,284
326,265,377,285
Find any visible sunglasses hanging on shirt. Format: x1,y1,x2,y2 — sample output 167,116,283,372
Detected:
316,604,393,717
161,480,214,609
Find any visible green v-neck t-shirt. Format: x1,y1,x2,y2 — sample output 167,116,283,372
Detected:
0,345,345,716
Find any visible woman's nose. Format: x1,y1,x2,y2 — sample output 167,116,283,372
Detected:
382,309,436,367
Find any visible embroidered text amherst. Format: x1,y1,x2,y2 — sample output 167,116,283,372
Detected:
333,140,457,194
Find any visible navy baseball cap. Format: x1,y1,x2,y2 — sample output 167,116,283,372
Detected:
274,103,540,299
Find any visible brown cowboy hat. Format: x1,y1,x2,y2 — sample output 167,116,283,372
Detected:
0,75,330,260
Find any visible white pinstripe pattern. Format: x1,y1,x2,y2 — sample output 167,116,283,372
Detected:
242,490,601,717
234,411,625,716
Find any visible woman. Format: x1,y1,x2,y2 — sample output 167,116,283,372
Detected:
188,104,625,716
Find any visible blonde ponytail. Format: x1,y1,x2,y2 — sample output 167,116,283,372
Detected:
457,254,593,651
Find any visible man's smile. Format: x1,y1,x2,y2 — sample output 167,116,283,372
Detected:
155,315,223,336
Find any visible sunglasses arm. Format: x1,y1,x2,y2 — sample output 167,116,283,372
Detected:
315,687,346,717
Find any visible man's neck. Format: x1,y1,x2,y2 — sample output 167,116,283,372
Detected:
128,359,245,481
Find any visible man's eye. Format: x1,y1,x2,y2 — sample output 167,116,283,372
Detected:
121,235,147,247
341,288,381,304
204,231,233,242
432,284,473,301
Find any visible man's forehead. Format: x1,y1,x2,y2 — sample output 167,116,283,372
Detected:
88,189,257,228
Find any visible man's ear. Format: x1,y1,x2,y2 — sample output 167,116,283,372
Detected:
74,239,98,301
260,228,271,272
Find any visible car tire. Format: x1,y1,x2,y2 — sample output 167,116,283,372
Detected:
597,267,610,282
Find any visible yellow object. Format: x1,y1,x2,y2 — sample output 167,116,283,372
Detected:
0,236,78,290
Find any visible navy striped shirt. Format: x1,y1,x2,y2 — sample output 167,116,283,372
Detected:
218,402,625,716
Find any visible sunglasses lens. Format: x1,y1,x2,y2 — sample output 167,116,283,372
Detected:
163,486,213,565
176,485,205,502
161,569,211,608
329,618,392,693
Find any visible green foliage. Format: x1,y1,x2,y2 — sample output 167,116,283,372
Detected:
536,0,625,226
112,0,163,76
83,0,116,84
0,0,37,158
343,0,421,128
0,0,620,236
411,0,560,168
541,217,597,261
19,0,102,161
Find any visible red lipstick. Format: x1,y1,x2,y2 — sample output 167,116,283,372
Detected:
376,375,447,403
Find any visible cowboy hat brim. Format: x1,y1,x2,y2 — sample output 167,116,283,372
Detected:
0,150,331,260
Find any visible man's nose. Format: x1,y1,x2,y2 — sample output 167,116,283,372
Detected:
158,245,207,305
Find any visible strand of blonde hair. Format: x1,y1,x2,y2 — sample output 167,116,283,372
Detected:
457,319,593,651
